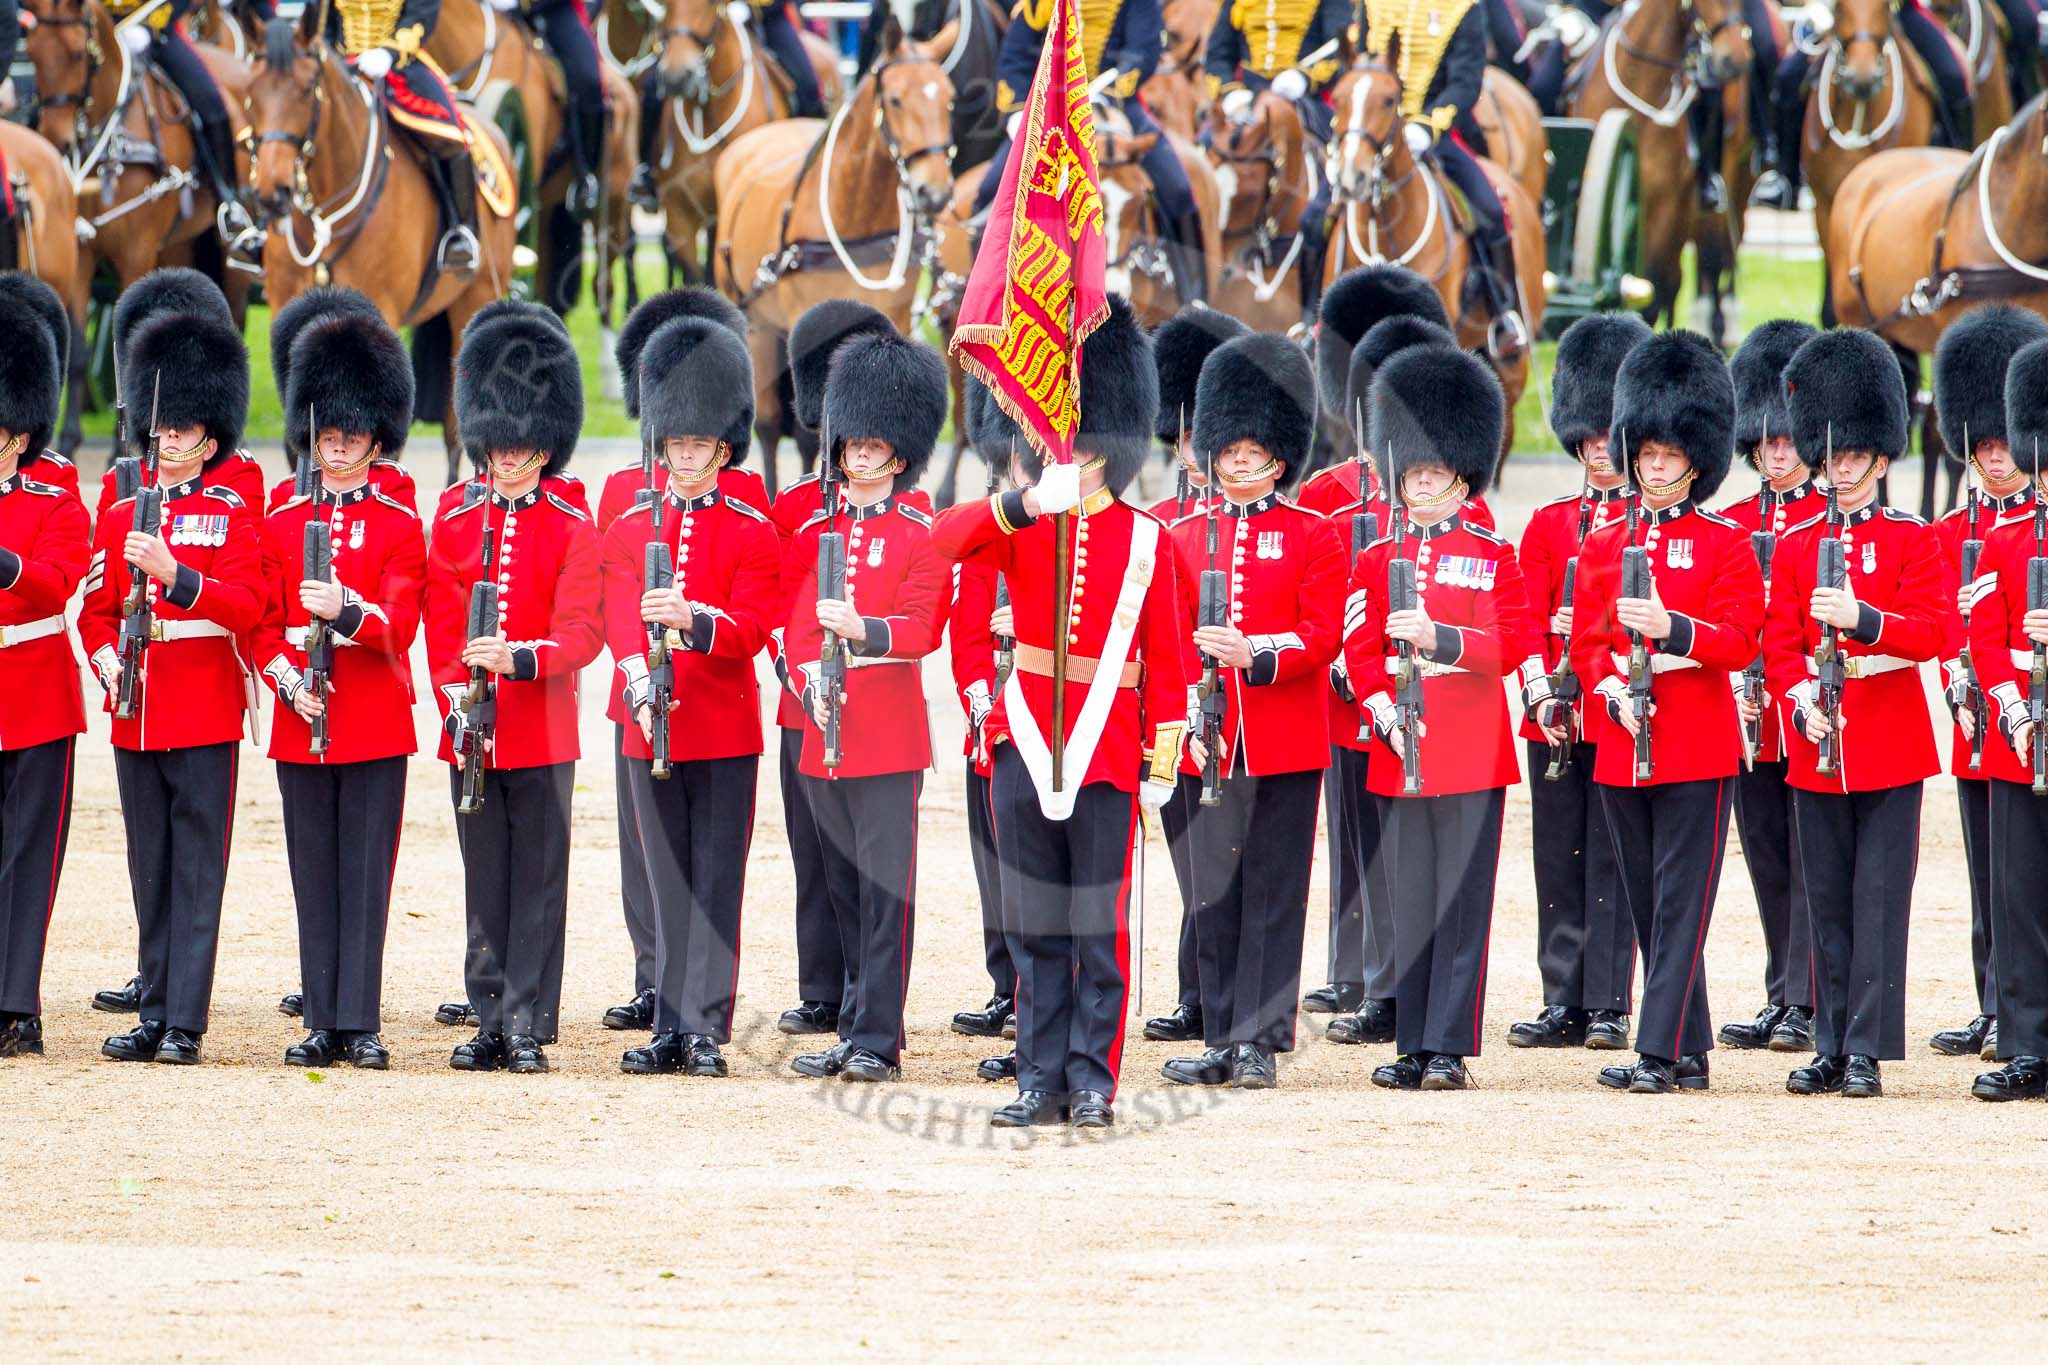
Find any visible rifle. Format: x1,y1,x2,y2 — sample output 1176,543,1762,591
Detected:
114,374,164,722
817,407,847,768
1349,506,1380,741
1741,479,1777,770
643,432,675,780
1173,404,1193,519
1813,460,1846,778
1195,443,1227,806
1959,454,1988,772
300,407,336,756
1543,469,1592,781
2031,440,2048,793
455,582,499,815
1389,485,1423,796
1621,483,1654,782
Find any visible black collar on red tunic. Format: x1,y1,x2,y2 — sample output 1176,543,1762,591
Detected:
1405,513,1464,541
1641,497,1693,526
320,485,375,507
1221,493,1278,518
1580,485,1626,505
1984,487,2034,513
0,475,17,497
490,489,543,512
162,476,202,501
839,495,898,522
669,488,723,513
1842,501,1881,527
1768,478,1816,504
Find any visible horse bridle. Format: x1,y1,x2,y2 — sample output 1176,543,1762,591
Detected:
868,53,954,196
243,50,327,223
660,6,741,101
1327,62,1418,210
1211,105,1285,243
24,1,101,137
1616,0,1750,88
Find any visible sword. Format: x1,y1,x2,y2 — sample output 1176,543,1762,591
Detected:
1131,803,1147,1019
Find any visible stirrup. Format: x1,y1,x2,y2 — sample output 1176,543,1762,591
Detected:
1697,171,1728,214
437,226,481,275
627,164,658,213
1487,310,1530,365
568,172,601,217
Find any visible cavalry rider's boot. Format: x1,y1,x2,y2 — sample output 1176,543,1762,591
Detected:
1689,98,1728,214
436,150,484,276
1479,233,1529,364
1754,96,1800,211
1939,86,1976,150
568,104,605,218
629,71,662,212
1165,210,1208,308
1295,210,1329,325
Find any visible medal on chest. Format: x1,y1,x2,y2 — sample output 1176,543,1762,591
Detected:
1435,553,1497,590
1861,541,1877,576
1256,530,1284,561
867,536,886,568
1665,538,1694,570
169,513,227,548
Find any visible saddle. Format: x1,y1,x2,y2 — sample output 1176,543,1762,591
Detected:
1559,8,1629,109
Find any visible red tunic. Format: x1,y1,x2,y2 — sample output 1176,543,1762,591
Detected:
1571,500,1764,787
0,472,89,749
599,488,779,763
1513,486,1629,748
424,486,603,768
784,497,950,779
1936,489,2035,780
950,559,1001,771
1295,458,1496,530
1716,479,1825,763
1763,503,1944,793
255,486,426,764
267,458,418,516
931,489,1188,796
1342,514,1537,797
1968,511,2048,780
432,472,590,522
21,451,81,509
1168,493,1346,776
595,463,770,532
97,449,265,524
77,477,266,750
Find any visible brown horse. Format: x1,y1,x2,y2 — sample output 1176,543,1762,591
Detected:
712,12,954,496
645,0,845,284
1321,58,1545,448
0,122,85,446
1139,0,1220,140
1569,0,1751,340
1203,88,1324,334
245,16,520,483
1932,0,2015,139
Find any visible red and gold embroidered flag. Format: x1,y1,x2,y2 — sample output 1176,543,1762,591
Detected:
948,0,1108,467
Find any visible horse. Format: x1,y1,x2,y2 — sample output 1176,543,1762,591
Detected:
643,0,845,287
898,0,1009,173
1568,0,1753,342
1824,92,2048,516
712,11,954,498
1203,88,1325,335
1140,0,1221,141
245,16,521,485
1473,66,1550,212
0,122,85,446
1322,58,1547,461
1932,0,2015,138
21,0,256,455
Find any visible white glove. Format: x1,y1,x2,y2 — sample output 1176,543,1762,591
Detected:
1006,111,1023,141
1034,461,1082,515
1403,121,1433,157
490,0,521,10
1221,88,1255,123
0,78,17,117
1554,7,1597,58
120,23,153,56
1271,69,1308,103
354,47,394,80
1139,778,1174,813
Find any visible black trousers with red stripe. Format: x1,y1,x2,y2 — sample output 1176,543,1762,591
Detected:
1385,786,1504,1057
805,769,921,1064
632,753,757,1042
1527,739,1633,1012
1601,776,1734,1061
780,726,845,1004
991,746,1134,1098
277,756,406,1033
1362,788,1399,1001
1733,756,1814,1007
964,761,1012,997
1186,768,1320,1051
615,725,656,996
0,737,75,1020
1321,745,1379,993
1793,782,1920,1060
1986,780,2048,1058
451,762,573,1043
1160,770,1213,1012
115,742,239,1035
1955,776,1998,1016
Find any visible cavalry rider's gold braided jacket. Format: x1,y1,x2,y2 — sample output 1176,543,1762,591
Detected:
999,0,1142,111
104,0,175,32
1209,0,1345,96
1359,0,1477,130
333,0,431,60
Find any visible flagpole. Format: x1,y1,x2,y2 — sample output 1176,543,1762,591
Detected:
1052,285,1077,793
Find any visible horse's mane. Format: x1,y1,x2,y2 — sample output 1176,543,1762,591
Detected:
263,17,299,74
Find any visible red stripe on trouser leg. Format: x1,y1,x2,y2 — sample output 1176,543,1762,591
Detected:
1102,794,1137,1099
1672,778,1726,1057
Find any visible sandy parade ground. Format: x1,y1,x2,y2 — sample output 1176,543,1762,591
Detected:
5,443,2047,1360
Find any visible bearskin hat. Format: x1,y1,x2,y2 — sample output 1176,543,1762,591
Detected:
0,271,72,379
112,267,232,367
2004,338,2048,469
965,375,1026,465
120,311,250,465
454,307,584,477
1612,329,1736,499
1345,315,1459,426
1937,305,2048,458
1317,264,1449,423
1193,332,1317,473
789,299,898,433
638,316,755,459
1783,327,1909,470
0,293,61,457
1550,312,1653,455
616,289,748,419
1728,319,1818,456
1369,345,1504,498
1074,295,1157,493
268,285,384,402
285,311,415,462
822,330,949,487
1152,306,1249,443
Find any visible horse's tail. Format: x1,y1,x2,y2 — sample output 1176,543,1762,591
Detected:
411,313,453,426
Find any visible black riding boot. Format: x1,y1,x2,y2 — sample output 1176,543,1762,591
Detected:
436,150,482,275
631,72,662,211
1296,211,1328,324
1165,210,1207,307
1939,87,1976,150
1690,96,1728,213
1478,233,1528,363
568,104,605,218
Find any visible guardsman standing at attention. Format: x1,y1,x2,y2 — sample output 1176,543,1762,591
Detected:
1765,327,1944,1100
1718,320,1825,1055
1508,312,1648,1053
257,311,426,1072
1342,344,1536,1092
1159,333,1346,1091
785,331,953,1084
0,272,83,510
1571,331,1762,1096
603,314,781,1081
79,304,264,1069
1926,305,2048,1062
426,304,603,1077
263,288,420,519
0,289,89,1060
932,298,1189,1131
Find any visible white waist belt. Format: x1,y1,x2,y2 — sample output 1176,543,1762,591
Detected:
1611,651,1700,675
285,625,357,649
2011,649,2048,671
0,615,66,648
152,620,232,643
1807,653,1914,679
1385,656,1467,679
